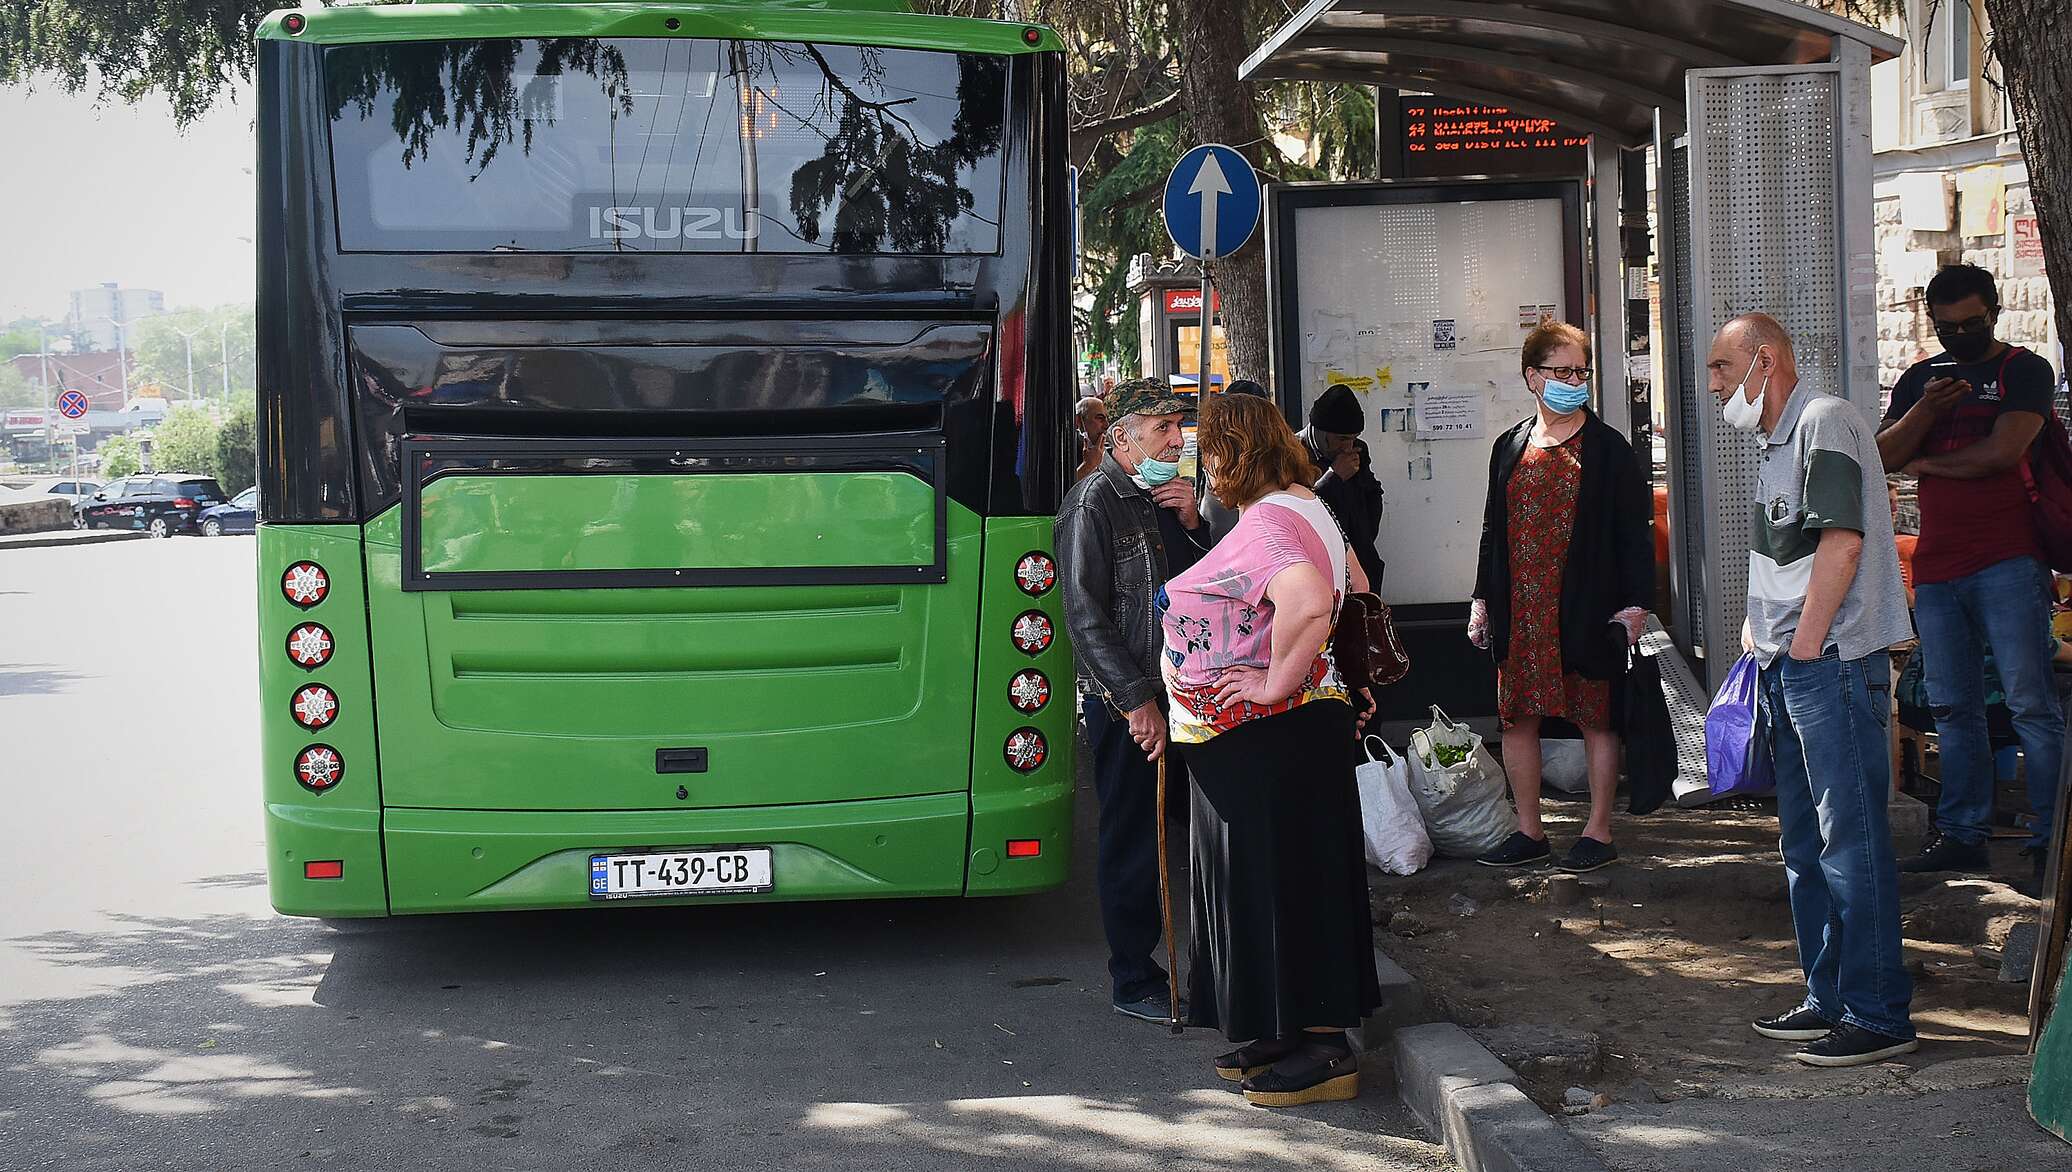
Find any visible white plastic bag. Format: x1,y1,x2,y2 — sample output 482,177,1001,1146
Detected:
1539,738,1590,794
1407,706,1516,858
1356,736,1433,876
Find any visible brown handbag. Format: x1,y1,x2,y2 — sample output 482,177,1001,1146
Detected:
1333,590,1411,691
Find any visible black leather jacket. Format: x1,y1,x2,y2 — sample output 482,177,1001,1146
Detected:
1055,455,1210,714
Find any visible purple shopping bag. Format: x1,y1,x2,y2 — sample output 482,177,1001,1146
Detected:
1703,652,1775,797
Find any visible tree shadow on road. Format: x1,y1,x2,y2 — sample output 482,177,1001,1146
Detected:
0,664,85,696
3,891,1443,1171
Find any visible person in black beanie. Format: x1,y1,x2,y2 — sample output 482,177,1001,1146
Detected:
1299,385,1386,588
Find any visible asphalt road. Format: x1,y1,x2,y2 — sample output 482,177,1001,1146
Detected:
0,537,1448,1172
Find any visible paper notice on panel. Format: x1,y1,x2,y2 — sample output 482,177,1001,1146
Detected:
1432,319,1457,351
1412,386,1485,440
1304,310,1356,366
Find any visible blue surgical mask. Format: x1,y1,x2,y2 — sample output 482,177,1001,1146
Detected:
1122,430,1181,487
1540,378,1590,416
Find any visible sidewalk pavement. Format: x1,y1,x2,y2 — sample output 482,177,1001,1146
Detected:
1363,795,2063,1172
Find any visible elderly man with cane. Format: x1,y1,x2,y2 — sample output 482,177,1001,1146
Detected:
1055,377,1210,1024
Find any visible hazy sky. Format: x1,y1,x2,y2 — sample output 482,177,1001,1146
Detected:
0,82,258,322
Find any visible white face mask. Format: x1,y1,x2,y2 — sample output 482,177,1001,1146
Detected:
1721,349,1769,433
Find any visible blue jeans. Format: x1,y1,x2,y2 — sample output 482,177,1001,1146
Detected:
1915,555,2065,849
1762,650,1914,1040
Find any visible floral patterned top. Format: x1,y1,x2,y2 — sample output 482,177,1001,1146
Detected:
1159,493,1349,744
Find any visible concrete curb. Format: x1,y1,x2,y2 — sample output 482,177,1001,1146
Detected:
1373,953,1613,1172
0,530,147,551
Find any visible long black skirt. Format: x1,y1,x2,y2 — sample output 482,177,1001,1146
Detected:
1185,698,1382,1042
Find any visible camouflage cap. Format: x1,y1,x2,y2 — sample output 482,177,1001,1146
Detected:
1104,376,1190,421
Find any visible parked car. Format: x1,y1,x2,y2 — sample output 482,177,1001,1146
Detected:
0,477,101,507
198,487,258,536
79,474,230,538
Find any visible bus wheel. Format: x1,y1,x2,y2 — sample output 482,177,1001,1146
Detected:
147,516,170,539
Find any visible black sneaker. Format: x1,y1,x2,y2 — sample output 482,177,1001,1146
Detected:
1557,836,1619,873
1114,989,1187,1025
1899,831,1990,874
1477,831,1551,868
1752,1003,1834,1041
1794,1022,1919,1068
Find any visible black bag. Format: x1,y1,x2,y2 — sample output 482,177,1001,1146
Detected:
1618,649,1676,816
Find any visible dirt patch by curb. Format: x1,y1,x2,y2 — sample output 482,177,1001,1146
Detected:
1370,800,2034,1112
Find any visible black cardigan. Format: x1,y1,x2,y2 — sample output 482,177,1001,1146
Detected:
1473,411,1654,681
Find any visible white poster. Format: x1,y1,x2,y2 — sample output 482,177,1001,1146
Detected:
1412,386,1485,440
1287,194,1568,604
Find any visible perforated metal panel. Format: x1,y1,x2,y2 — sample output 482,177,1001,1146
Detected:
1676,64,1864,694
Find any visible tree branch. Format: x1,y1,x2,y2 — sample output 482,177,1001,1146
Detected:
1070,90,1181,149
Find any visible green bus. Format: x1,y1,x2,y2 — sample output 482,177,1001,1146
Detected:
254,0,1076,917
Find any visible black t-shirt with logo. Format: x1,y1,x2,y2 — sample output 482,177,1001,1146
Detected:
1884,345,2056,584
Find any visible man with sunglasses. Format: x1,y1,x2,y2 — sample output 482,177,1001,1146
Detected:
1877,263,2062,892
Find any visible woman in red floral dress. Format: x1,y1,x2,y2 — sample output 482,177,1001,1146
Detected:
1469,322,1655,873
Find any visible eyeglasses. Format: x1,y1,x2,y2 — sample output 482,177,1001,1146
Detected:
1932,315,1993,338
1532,365,1592,381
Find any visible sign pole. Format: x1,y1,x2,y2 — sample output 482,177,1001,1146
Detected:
1198,254,1214,398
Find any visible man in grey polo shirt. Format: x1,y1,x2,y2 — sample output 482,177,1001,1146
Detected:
1707,313,1917,1069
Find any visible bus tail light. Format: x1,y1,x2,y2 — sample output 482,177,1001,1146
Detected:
1006,839,1041,858
304,860,343,880
286,623,334,669
1010,610,1053,655
1004,728,1047,772
1008,669,1050,714
295,744,345,792
290,684,340,731
282,561,330,608
1014,551,1056,597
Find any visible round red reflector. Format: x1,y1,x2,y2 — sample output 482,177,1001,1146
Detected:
1010,610,1054,655
1014,551,1057,597
285,623,334,669
281,561,330,608
284,13,305,34
1022,26,1042,45
1004,728,1048,772
295,744,345,792
291,684,340,731
1008,669,1051,714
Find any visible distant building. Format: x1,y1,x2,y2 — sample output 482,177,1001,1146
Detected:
67,283,165,352
7,350,130,410
1868,0,2061,395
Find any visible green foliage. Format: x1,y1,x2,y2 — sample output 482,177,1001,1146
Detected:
99,434,141,480
151,406,222,478
216,406,257,495
129,306,254,401
0,364,41,412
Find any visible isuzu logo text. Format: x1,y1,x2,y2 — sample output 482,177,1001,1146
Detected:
588,206,760,241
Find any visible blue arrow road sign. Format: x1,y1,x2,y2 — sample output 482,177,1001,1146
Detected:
57,390,90,419
1163,144,1261,262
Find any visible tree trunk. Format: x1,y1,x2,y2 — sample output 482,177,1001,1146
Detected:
1176,0,1272,384
1983,0,2072,352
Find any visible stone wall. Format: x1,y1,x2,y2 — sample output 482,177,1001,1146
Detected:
1875,174,2059,407
0,498,73,535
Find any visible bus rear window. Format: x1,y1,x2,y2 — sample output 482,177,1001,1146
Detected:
325,38,1007,255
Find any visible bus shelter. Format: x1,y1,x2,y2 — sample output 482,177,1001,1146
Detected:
1242,0,1902,704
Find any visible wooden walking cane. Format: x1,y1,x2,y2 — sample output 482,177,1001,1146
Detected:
1156,751,1182,1035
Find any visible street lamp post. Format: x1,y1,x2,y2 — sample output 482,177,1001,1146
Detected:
221,321,232,400
169,326,203,403
97,316,131,409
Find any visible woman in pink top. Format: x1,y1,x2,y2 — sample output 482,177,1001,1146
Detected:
1159,393,1381,1108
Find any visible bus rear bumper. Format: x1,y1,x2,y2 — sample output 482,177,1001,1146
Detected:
269,786,1074,917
